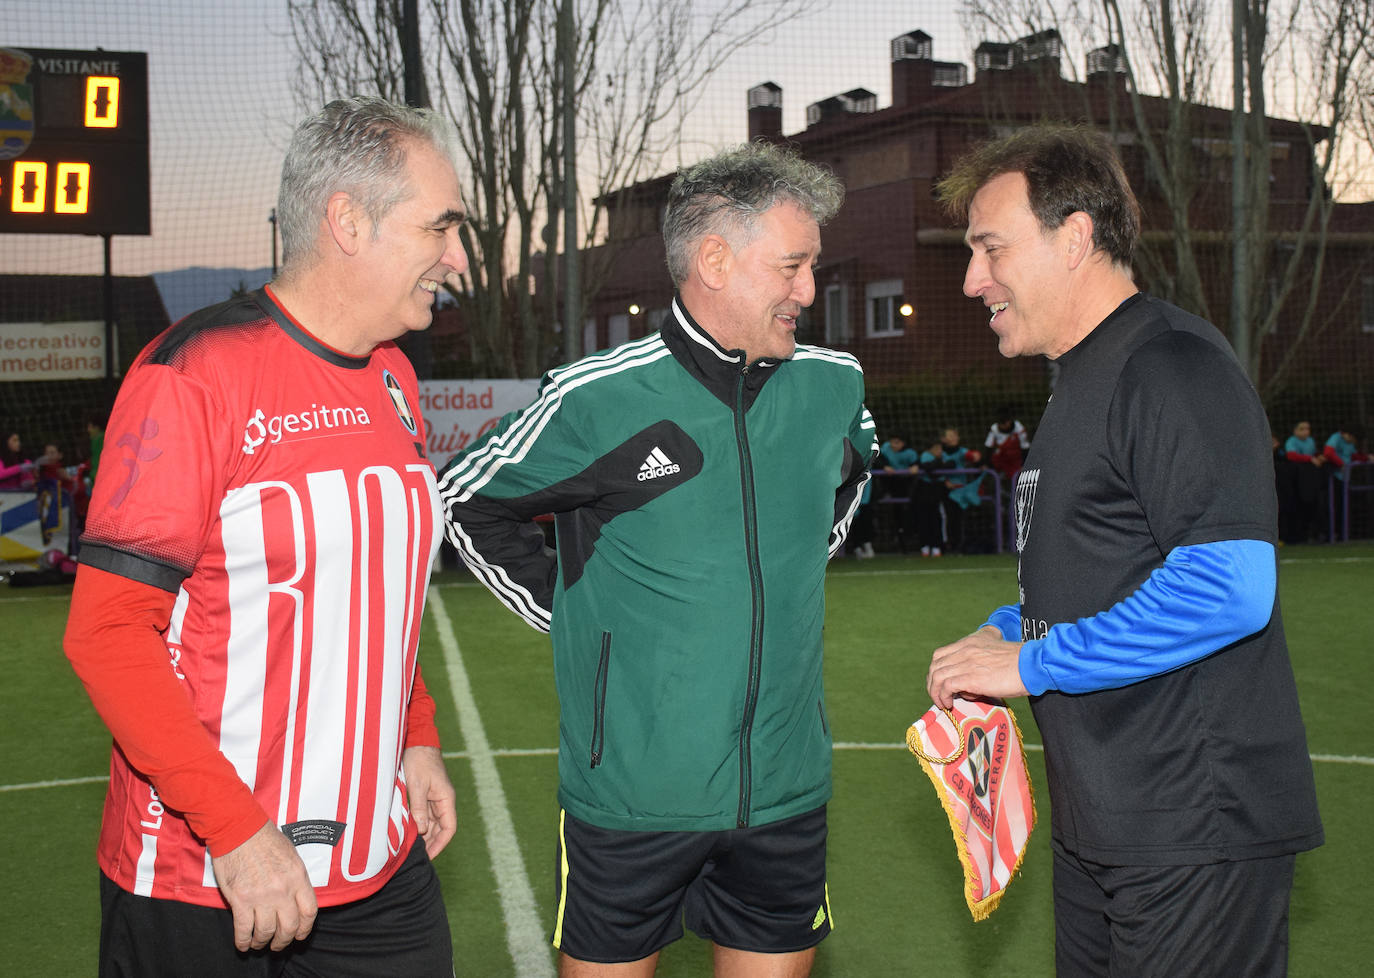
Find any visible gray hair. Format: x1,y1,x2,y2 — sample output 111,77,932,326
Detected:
663,142,844,285
276,96,461,270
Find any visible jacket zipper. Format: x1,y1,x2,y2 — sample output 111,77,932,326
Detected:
733,367,765,828
590,631,611,768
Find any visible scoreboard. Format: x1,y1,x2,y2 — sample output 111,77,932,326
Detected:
0,46,149,235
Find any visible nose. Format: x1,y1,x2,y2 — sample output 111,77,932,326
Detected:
794,264,816,307
962,251,988,299
443,225,469,277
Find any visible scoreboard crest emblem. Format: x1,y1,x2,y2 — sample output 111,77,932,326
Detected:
0,48,35,161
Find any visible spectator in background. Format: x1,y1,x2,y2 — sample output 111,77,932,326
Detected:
929,427,986,553
34,442,78,494
985,406,1031,480
1323,426,1367,474
877,433,921,551
85,409,109,490
1272,431,1297,546
0,432,36,490
914,435,949,556
849,475,877,559
1323,427,1369,539
1284,420,1328,543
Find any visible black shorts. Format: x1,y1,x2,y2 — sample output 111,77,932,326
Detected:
552,805,832,964
1052,842,1297,978
98,837,453,978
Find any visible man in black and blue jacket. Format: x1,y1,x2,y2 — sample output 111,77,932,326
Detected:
927,126,1322,978
439,142,876,977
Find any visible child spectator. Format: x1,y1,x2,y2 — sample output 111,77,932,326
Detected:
877,433,920,551
915,437,949,556
0,432,36,490
1323,427,1369,539
1283,420,1328,543
985,407,1031,480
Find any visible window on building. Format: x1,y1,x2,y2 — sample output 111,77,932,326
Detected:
824,284,850,343
865,279,905,338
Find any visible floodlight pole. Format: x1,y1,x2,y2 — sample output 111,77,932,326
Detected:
560,0,581,363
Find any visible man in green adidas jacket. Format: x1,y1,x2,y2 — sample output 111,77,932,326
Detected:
439,143,876,978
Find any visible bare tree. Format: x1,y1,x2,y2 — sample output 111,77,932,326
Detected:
959,0,1374,391
287,0,822,377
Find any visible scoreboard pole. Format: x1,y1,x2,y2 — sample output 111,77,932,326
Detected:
104,233,113,379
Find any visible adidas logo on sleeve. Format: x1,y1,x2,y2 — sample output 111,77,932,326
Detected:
637,447,681,482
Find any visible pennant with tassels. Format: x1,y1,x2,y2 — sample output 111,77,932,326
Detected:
906,697,1035,920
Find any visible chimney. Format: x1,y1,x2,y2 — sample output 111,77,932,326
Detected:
748,82,783,141
891,30,935,109
1014,29,1063,77
1086,43,1127,83
974,41,1016,79
893,30,969,106
806,88,877,128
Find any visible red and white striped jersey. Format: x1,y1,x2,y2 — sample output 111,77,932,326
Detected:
79,287,443,907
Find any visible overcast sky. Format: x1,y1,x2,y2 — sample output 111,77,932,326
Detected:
0,1,985,279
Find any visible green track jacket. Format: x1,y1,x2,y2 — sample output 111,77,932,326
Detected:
438,298,877,831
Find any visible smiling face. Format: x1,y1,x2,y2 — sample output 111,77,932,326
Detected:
711,201,821,362
354,138,469,349
962,172,1078,360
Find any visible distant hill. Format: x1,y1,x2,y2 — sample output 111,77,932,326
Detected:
153,266,273,323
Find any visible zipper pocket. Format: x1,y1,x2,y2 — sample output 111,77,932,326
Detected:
590,632,611,768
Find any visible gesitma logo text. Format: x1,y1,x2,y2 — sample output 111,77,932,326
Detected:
242,403,373,455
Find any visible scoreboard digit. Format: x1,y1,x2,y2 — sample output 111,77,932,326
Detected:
0,47,149,235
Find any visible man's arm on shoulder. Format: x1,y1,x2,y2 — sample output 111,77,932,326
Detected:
1019,539,1275,695
438,385,593,633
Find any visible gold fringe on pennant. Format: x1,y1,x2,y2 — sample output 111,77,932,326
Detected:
906,702,1037,921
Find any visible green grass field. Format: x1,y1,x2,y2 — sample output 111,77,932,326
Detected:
3,545,1371,976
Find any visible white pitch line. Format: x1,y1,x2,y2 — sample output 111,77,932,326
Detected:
427,586,554,978
7,742,1372,795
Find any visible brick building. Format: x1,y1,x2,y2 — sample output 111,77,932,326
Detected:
573,27,1374,410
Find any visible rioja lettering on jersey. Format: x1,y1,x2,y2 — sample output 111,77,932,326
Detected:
216,462,440,886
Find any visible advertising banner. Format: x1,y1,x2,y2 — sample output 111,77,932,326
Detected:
0,320,106,380
418,379,539,465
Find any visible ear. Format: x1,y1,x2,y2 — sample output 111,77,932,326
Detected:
1062,211,1095,270
695,234,733,292
325,191,365,257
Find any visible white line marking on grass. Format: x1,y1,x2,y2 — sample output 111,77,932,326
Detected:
427,586,554,978
830,565,1014,578
0,774,109,792
4,743,1370,795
